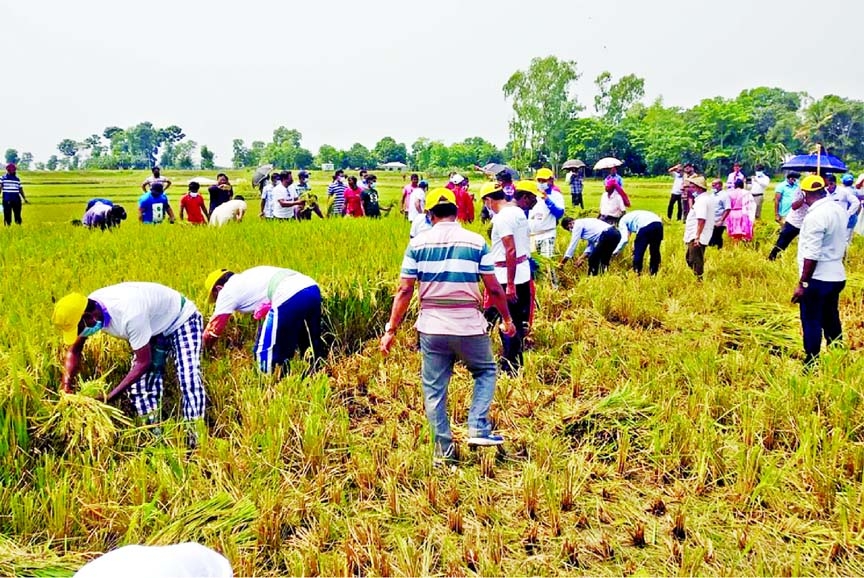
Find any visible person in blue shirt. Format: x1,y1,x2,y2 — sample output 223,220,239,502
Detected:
774,171,801,223
559,216,621,276
138,182,175,224
612,210,664,275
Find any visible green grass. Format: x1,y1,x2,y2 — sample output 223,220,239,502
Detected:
1,170,864,575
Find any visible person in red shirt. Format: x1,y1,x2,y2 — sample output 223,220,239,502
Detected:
180,181,210,224
343,176,365,217
450,174,475,223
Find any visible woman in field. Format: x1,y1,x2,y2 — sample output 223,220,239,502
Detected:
724,179,754,242
343,176,365,217
598,178,627,226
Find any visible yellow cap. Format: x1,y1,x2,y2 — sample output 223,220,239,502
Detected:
479,182,500,197
800,174,826,193
515,180,539,195
205,269,229,298
428,188,457,207
535,168,554,180
685,175,707,190
52,293,88,345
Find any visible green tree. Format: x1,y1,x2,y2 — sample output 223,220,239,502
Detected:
343,143,376,169
4,148,19,165
82,134,104,158
46,155,59,171
316,144,344,168
200,146,215,170
797,95,864,160
373,136,408,164
19,152,33,170
57,139,79,158
124,122,163,168
272,127,302,147
594,72,645,124
232,139,251,168
503,56,581,170
410,138,433,170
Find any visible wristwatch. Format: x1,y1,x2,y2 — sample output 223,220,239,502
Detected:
800,281,809,289
384,322,396,334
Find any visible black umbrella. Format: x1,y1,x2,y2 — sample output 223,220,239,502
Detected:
252,164,274,187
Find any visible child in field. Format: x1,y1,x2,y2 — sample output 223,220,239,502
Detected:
180,182,209,224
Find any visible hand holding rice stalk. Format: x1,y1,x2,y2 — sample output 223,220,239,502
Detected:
35,379,132,455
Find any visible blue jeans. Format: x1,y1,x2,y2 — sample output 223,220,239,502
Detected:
419,333,498,458
799,279,845,366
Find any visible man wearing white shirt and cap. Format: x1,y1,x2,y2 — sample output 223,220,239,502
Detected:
682,176,716,279
204,266,323,373
529,169,566,257
52,283,206,444
559,216,622,276
612,210,664,275
791,175,848,367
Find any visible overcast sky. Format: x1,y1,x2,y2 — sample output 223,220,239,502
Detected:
3,0,863,165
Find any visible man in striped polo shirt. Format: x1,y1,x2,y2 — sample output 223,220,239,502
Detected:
380,188,516,467
2,163,29,226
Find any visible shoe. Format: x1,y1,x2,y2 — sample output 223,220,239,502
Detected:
433,454,458,472
467,433,505,447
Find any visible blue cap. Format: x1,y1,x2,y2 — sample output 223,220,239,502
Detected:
842,173,854,186
418,180,429,189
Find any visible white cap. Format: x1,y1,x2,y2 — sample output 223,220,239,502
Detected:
449,174,465,185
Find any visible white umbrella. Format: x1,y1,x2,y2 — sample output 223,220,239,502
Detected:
188,176,217,185
593,157,623,171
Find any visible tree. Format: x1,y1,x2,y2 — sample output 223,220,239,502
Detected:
503,56,582,170
232,139,251,168
173,140,197,170
594,72,645,124
19,152,33,171
124,122,163,168
343,143,376,169
200,146,215,169
272,127,302,147
316,144,344,168
797,95,864,160
57,139,79,158
103,126,123,141
373,136,408,164
4,149,19,165
82,134,105,158
46,155,59,171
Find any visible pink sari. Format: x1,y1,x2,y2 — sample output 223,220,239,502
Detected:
725,189,753,241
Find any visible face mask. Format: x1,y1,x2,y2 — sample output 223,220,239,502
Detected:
338,177,347,185
188,192,199,197
80,321,103,338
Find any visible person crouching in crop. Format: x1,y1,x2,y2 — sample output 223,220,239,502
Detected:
203,266,324,373
52,283,207,446
79,198,127,230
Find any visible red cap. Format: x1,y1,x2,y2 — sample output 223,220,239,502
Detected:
6,163,16,172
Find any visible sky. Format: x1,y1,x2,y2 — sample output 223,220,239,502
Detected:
3,0,864,165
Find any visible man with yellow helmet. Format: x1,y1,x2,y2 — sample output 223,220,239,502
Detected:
529,168,566,258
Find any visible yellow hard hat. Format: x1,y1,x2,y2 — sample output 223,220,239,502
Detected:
52,293,88,345
428,188,457,207
205,269,230,298
800,174,826,193
515,180,539,195
479,182,500,197
535,167,554,180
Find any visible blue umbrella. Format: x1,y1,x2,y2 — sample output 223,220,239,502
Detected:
780,153,847,173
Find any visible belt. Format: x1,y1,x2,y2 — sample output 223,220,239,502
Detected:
420,298,480,310
752,194,763,197
494,254,529,268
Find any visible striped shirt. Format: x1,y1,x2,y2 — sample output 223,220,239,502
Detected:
400,221,493,336
1,174,24,202
327,181,346,215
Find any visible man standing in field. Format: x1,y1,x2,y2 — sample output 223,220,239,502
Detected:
824,173,860,244
726,162,745,189
52,283,206,445
2,163,28,226
566,167,585,209
791,175,848,367
612,210,664,275
708,179,731,249
295,170,324,220
139,182,175,224
180,182,209,225
483,184,532,374
142,166,172,193
208,173,234,214
327,170,346,217
667,164,684,221
682,176,715,279
529,168,565,258
380,188,516,467
260,173,278,219
774,171,801,225
750,164,771,220
272,172,305,221
204,266,323,373
769,174,808,261
402,173,421,218
559,217,622,276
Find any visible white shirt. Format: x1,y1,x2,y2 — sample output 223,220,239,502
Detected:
407,188,426,222
271,183,294,220
670,172,683,196
89,283,198,350
750,172,770,196
798,197,847,282
563,218,615,258
599,191,626,218
683,192,716,245
410,213,433,238
213,266,317,315
73,543,232,578
528,188,565,241
209,199,247,226
489,205,531,285
260,182,274,218
785,191,809,229
827,185,861,220
144,176,169,189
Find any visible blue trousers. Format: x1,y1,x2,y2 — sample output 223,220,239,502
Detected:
799,279,845,365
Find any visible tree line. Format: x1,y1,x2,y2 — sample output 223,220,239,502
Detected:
6,56,863,175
